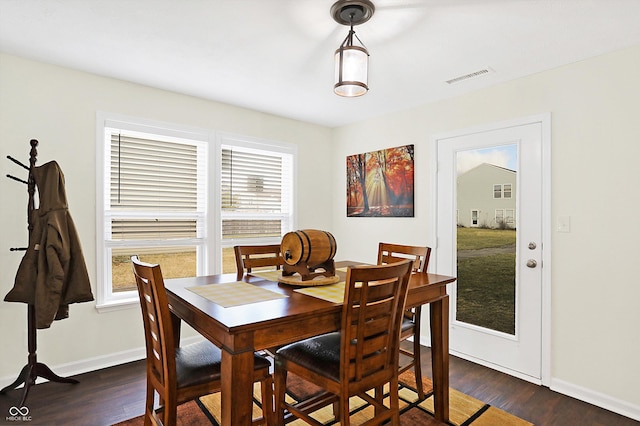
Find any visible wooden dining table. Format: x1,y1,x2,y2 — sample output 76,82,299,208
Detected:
164,261,456,426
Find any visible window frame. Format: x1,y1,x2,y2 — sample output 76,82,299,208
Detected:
96,112,213,311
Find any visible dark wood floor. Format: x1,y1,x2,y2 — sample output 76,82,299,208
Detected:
0,344,637,426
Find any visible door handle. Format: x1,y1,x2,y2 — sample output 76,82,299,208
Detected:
526,259,537,268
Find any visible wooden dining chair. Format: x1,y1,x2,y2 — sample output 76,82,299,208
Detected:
234,244,285,280
377,242,432,400
273,260,413,426
131,256,273,426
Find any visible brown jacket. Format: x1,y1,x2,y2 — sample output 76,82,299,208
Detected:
4,161,93,328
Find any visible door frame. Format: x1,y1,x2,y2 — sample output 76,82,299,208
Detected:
428,113,552,386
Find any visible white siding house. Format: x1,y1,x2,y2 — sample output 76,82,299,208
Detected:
457,163,516,228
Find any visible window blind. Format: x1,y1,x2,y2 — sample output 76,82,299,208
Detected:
221,147,291,239
110,134,199,211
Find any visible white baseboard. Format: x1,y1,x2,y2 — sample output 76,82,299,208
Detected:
0,336,203,386
418,333,639,422
550,378,640,422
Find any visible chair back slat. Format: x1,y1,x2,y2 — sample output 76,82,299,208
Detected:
341,260,413,387
377,242,432,273
234,244,284,280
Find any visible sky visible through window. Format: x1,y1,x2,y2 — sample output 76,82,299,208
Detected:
456,144,517,175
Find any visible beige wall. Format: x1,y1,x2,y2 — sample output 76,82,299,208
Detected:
331,45,640,416
0,53,333,376
1,45,639,418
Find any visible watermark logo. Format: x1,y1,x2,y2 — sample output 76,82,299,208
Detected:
6,406,31,422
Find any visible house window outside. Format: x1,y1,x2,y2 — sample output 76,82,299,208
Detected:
503,183,512,198
493,184,502,198
495,209,505,226
96,115,296,310
505,209,515,225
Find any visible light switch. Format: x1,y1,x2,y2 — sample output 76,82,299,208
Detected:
557,216,571,233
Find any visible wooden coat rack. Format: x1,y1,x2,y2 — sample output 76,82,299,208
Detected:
1,139,78,406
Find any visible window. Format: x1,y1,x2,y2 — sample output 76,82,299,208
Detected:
96,114,296,310
503,183,512,199
218,134,295,273
505,209,515,225
493,184,502,198
494,183,512,199
495,209,516,228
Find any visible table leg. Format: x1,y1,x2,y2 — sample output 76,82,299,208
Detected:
221,348,256,426
429,295,450,423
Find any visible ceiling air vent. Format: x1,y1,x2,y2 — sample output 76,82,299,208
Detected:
445,68,492,85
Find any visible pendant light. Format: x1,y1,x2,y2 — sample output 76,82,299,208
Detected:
331,0,375,97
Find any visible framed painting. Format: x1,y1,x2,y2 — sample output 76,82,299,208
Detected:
346,144,414,217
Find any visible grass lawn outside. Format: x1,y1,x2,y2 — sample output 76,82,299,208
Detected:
456,227,516,334
111,247,237,292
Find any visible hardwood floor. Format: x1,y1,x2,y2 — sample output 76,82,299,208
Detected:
0,344,636,426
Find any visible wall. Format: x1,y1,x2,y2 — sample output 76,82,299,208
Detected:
330,45,640,418
0,54,333,379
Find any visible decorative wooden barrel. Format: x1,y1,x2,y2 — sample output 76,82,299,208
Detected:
281,229,337,268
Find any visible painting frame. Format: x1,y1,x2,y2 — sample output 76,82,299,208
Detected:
346,144,414,217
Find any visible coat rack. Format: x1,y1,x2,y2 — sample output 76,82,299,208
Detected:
1,139,78,407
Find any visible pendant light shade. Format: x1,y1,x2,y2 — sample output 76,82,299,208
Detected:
334,35,369,97
331,0,375,97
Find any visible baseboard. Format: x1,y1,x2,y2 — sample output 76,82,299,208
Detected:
550,378,640,422
0,336,203,386
419,335,639,422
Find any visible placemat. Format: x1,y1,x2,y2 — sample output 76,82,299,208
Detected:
187,281,287,307
294,281,346,304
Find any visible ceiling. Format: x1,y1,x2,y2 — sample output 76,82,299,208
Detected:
1,0,639,128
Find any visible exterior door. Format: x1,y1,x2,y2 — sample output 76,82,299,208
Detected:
432,115,550,384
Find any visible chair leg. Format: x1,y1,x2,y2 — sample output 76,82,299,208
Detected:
389,377,400,426
413,336,425,400
339,393,351,426
412,306,426,400
144,386,154,426
161,393,178,426
259,374,274,426
274,365,287,426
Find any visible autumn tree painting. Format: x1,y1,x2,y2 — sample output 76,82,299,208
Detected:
346,144,414,217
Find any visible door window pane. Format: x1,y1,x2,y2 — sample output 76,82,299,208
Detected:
456,146,517,334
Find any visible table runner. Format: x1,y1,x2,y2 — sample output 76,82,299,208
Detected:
248,270,283,282
187,281,287,307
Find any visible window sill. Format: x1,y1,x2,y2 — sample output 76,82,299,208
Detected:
96,297,139,313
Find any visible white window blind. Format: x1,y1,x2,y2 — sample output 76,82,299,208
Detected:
109,133,205,241
221,145,293,240
110,134,199,212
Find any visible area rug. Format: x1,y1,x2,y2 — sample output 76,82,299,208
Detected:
115,371,532,425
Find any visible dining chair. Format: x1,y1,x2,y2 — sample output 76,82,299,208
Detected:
131,256,273,426
234,244,285,280
377,242,432,400
273,260,413,426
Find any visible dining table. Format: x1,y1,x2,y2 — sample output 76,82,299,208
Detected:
163,260,456,426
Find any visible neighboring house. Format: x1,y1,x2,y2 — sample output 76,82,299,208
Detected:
457,163,516,228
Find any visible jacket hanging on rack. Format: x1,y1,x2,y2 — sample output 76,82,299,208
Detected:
4,160,93,329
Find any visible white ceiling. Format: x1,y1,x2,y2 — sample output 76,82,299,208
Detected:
1,0,640,128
